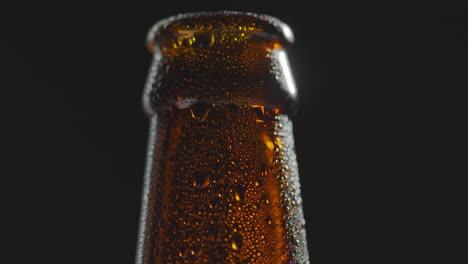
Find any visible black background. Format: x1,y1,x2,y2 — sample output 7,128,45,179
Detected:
6,1,465,264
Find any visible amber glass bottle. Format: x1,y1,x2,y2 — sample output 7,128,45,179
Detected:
136,11,309,264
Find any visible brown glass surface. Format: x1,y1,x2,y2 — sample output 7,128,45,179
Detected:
137,12,308,264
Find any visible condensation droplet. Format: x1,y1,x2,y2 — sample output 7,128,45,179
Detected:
234,186,246,202
252,105,265,122
210,34,215,46
231,241,238,250
262,134,274,150
193,133,205,144
208,225,220,241
194,171,211,189
260,164,269,177
225,103,239,120
190,102,212,122
266,217,273,225
231,233,242,251
265,140,274,150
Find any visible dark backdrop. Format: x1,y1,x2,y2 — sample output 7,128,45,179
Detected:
7,1,464,264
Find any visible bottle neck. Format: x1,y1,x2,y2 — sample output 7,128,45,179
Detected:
139,104,308,263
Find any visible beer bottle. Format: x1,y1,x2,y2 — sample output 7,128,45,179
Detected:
136,11,309,264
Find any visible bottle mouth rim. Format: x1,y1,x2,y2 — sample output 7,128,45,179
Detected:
146,11,294,52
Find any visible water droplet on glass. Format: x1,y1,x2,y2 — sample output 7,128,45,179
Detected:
231,233,242,251
234,186,246,202
190,102,212,122
193,133,205,144
262,134,274,150
225,103,239,120
265,140,274,150
266,217,273,225
260,164,269,177
231,241,238,251
252,105,265,122
210,34,215,46
194,171,211,189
